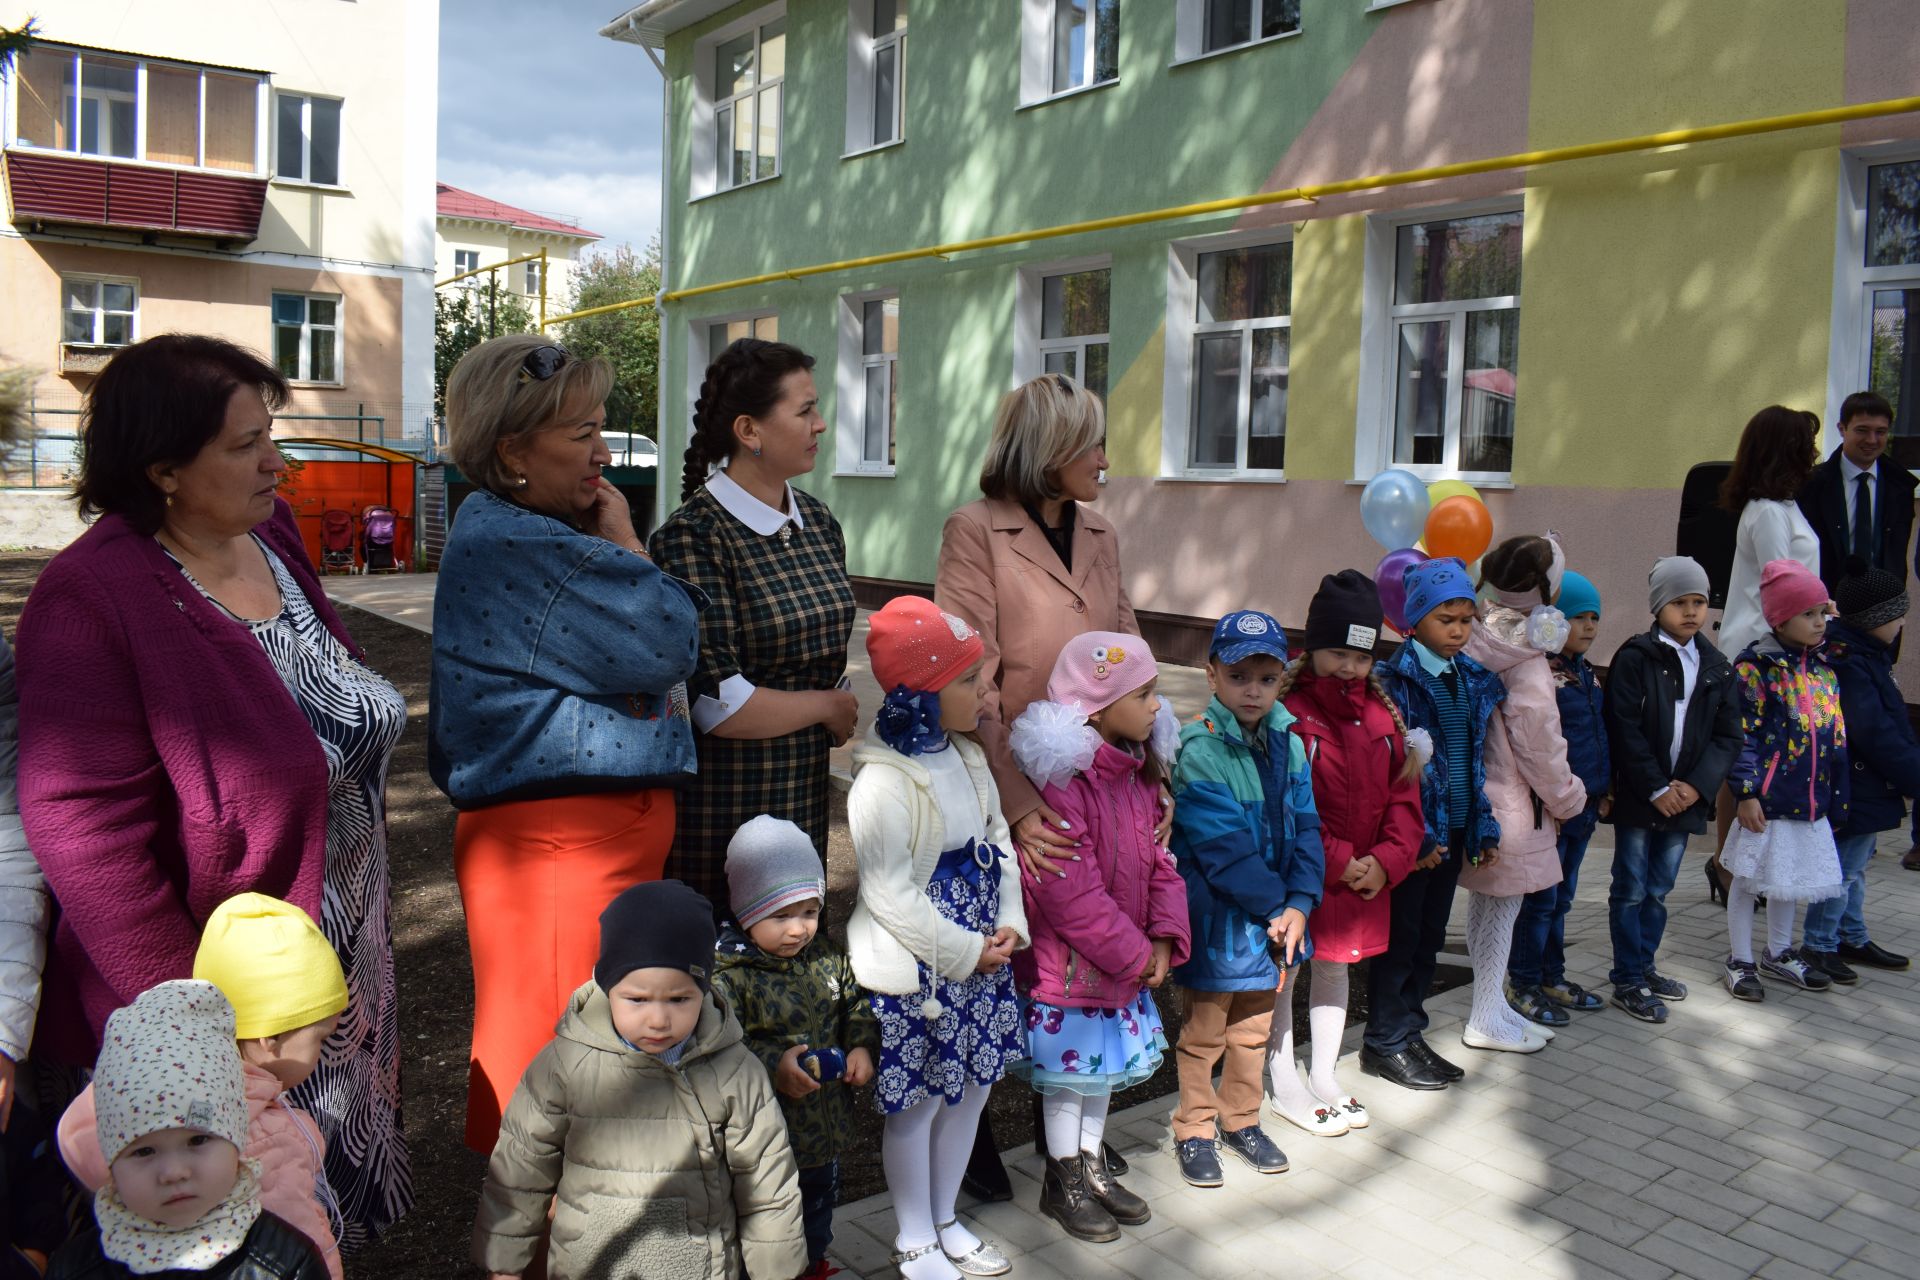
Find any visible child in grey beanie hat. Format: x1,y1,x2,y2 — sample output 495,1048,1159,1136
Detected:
1648,556,1711,615
726,815,828,929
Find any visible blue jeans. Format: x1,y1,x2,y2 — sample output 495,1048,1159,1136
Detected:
797,1160,840,1265
1803,831,1877,953
1510,824,1595,988
1607,827,1689,989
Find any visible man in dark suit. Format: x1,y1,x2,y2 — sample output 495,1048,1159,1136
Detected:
1798,390,1916,591
1798,389,1920,871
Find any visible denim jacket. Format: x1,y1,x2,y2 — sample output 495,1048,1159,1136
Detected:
1377,641,1504,858
429,491,705,808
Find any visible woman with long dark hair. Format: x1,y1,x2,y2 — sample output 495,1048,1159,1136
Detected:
649,340,859,912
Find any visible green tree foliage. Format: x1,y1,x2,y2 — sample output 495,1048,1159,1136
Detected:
559,240,662,443
0,18,36,75
434,281,534,415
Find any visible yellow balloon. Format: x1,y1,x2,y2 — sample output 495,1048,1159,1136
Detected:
1427,479,1483,509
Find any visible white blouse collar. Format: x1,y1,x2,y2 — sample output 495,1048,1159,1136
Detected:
707,467,805,537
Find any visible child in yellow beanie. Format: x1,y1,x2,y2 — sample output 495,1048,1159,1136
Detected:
57,894,348,1280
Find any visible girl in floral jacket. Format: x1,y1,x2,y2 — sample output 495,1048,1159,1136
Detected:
1010,632,1190,1247
1722,559,1849,999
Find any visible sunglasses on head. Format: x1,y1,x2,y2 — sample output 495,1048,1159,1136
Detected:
518,344,571,385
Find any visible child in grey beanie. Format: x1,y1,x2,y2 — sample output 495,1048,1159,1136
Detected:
1648,556,1711,615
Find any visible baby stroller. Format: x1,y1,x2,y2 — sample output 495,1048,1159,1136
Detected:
319,509,357,575
361,504,404,574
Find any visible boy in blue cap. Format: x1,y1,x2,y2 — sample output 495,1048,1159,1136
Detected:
1508,570,1612,1024
1368,558,1506,1091
1167,610,1325,1188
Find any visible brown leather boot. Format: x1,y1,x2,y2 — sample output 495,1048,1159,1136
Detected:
1082,1147,1152,1225
1039,1154,1120,1242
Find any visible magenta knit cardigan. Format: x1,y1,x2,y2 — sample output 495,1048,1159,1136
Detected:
14,500,358,1064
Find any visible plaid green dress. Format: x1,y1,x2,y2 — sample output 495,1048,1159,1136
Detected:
649,486,855,910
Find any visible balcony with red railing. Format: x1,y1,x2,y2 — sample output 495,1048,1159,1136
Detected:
4,149,268,239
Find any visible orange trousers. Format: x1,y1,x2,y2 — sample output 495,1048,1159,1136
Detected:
454,787,674,1153
1172,987,1277,1141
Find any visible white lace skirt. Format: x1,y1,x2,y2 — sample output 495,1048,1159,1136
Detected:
1720,817,1846,902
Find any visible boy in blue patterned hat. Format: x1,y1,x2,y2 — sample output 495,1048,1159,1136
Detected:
1368,558,1506,1091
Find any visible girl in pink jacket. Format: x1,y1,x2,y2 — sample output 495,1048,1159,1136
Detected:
59,895,347,1280
1461,536,1588,1055
1009,632,1190,1246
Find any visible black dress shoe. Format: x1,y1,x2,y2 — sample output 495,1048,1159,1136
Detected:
1359,1046,1447,1091
1409,1037,1466,1082
1803,949,1860,985
1839,940,1911,970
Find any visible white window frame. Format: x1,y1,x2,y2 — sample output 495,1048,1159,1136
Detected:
1827,144,1920,459
836,289,899,476
452,249,480,281
845,1,907,155
1354,198,1523,486
59,274,139,348
1160,228,1293,482
691,3,787,199
1172,0,1302,64
524,257,546,299
1019,1,1120,107
272,91,344,188
271,291,344,386
5,45,269,176
1014,255,1111,384
685,310,782,460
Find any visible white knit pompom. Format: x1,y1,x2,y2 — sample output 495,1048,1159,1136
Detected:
921,997,944,1020
1010,699,1101,789
1404,727,1434,770
1525,605,1570,654
1149,695,1181,774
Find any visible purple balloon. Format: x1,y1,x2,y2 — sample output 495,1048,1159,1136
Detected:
1376,547,1430,635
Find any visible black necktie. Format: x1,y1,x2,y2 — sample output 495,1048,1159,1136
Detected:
1853,471,1875,566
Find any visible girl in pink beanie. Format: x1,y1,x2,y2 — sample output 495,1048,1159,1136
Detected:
1720,560,1849,999
1005,633,1190,1245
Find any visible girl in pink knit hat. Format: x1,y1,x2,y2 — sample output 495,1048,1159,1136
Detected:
1005,633,1190,1246
1720,559,1849,999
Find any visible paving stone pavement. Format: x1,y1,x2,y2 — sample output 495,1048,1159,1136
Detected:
824,829,1920,1280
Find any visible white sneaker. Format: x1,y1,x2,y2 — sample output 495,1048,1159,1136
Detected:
1267,1096,1350,1136
1461,1024,1545,1054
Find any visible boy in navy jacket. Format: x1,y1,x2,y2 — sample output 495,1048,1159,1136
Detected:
1801,562,1916,982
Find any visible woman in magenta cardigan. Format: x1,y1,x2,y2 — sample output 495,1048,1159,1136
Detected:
13,335,410,1248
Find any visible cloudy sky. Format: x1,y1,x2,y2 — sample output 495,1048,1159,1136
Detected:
438,0,664,253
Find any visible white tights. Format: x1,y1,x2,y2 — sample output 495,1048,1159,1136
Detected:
1466,891,1532,1043
1268,959,1354,1113
1727,876,1794,963
883,1083,992,1277
1040,1089,1110,1161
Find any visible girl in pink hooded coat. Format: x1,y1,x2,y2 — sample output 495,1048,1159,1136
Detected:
1009,632,1190,1245
1460,535,1587,1053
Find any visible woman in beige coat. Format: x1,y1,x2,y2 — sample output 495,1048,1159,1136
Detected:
934,372,1160,1200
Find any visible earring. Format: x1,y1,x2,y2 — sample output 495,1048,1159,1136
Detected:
514,473,529,488
752,447,762,457
165,494,174,507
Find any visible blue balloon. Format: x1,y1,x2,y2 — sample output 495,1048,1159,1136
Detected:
1361,469,1431,551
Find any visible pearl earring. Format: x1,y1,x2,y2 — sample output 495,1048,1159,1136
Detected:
515,474,529,488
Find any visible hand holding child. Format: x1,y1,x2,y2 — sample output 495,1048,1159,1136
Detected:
843,1047,875,1087
1143,938,1174,988
1736,797,1767,834
1266,907,1308,965
775,1043,823,1098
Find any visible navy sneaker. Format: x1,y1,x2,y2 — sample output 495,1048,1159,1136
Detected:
1217,1123,1289,1175
1175,1137,1224,1188
1610,985,1668,1023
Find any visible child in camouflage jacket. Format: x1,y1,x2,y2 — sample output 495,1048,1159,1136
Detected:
713,816,879,1280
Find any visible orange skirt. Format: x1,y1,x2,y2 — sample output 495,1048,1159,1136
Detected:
454,787,675,1153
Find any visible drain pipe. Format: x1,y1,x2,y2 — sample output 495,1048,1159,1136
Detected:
639,29,673,539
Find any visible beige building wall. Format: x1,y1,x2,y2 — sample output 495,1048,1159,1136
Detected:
435,221,597,316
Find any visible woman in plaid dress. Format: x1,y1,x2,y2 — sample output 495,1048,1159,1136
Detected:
650,340,859,914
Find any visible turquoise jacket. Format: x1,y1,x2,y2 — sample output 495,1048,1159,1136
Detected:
1169,697,1325,992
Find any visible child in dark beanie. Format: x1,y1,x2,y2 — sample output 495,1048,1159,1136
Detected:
473,879,806,1280
1798,559,1915,983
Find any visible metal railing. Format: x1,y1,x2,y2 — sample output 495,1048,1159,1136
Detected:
3,407,405,489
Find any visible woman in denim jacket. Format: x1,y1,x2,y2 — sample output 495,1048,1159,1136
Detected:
430,336,703,1153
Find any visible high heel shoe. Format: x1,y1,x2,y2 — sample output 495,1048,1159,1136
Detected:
1705,855,1729,906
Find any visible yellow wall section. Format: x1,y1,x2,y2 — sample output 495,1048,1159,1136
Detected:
1286,216,1368,483
1520,0,1847,490
1105,322,1163,479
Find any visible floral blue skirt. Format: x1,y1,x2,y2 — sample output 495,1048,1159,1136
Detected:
1014,986,1169,1097
870,843,1023,1115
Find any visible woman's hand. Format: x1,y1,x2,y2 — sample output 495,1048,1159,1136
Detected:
1154,785,1175,849
1015,805,1080,878
585,477,645,555
819,688,860,747
774,1043,822,1098
1736,797,1767,834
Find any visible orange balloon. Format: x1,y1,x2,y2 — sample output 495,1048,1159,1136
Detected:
1424,495,1493,564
